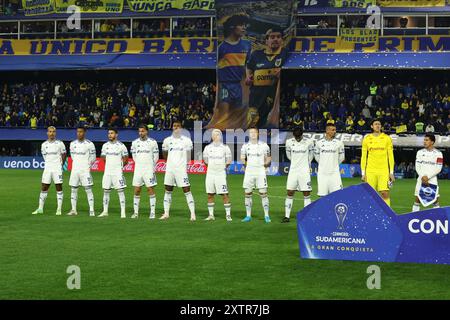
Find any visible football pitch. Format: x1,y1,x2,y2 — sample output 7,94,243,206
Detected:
1,169,450,300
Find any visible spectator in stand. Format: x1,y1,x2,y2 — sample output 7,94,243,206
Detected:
356,117,366,132
415,119,425,133
425,123,435,133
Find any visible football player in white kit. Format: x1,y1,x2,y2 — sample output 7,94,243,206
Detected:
283,127,314,223
32,126,66,215
160,121,196,221
67,126,96,216
203,129,232,221
314,123,345,196
98,128,129,218
412,133,444,211
240,127,271,223
130,125,159,219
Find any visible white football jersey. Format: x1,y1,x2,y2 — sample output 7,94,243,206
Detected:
70,139,96,172
41,139,66,170
415,148,443,184
314,138,345,175
101,141,129,175
241,141,270,175
203,142,232,175
131,137,159,171
285,137,314,175
162,135,193,172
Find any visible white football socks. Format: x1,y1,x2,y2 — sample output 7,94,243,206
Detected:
71,187,78,211
285,196,294,218
118,189,126,216
103,189,111,213
163,191,172,216
38,191,48,210
224,203,231,217
133,195,140,214
85,187,94,212
304,195,312,207
184,191,195,215
261,195,269,217
149,194,156,216
245,195,252,217
412,202,420,212
207,202,214,217
56,191,63,211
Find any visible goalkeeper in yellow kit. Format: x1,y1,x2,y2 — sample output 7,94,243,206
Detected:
361,119,395,206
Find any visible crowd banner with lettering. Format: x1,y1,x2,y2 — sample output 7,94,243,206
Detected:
21,0,55,16
339,28,379,44
0,38,216,55
334,0,375,7
291,36,450,53
207,0,297,130
55,0,124,13
127,0,214,12
297,183,450,265
298,0,331,7
376,0,446,6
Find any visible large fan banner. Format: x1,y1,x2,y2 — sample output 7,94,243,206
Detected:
22,0,124,15
206,0,297,130
127,0,214,12
54,0,124,13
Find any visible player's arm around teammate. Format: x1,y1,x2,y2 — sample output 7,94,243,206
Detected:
130,125,159,219
203,129,233,221
32,126,66,215
160,121,196,221
283,127,314,223
241,127,272,223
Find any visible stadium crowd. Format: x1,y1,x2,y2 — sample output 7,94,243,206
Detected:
1,78,450,134
0,80,215,130
280,80,450,134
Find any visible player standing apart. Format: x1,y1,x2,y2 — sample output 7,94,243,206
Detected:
67,126,96,216
32,126,66,215
314,123,345,197
361,119,395,206
131,125,159,219
160,121,196,221
98,128,129,218
283,127,314,223
203,129,232,221
241,127,271,223
412,134,443,211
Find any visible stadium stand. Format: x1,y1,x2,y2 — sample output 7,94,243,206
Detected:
0,77,215,130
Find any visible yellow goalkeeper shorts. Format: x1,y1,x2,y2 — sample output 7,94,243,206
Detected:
366,173,390,192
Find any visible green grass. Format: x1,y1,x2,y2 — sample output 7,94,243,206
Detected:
0,169,450,300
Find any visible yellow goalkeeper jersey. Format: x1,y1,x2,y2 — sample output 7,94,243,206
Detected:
361,133,394,175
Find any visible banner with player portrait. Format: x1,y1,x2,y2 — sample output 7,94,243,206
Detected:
207,0,297,130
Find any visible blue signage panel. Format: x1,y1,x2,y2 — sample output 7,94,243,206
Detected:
297,183,450,265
